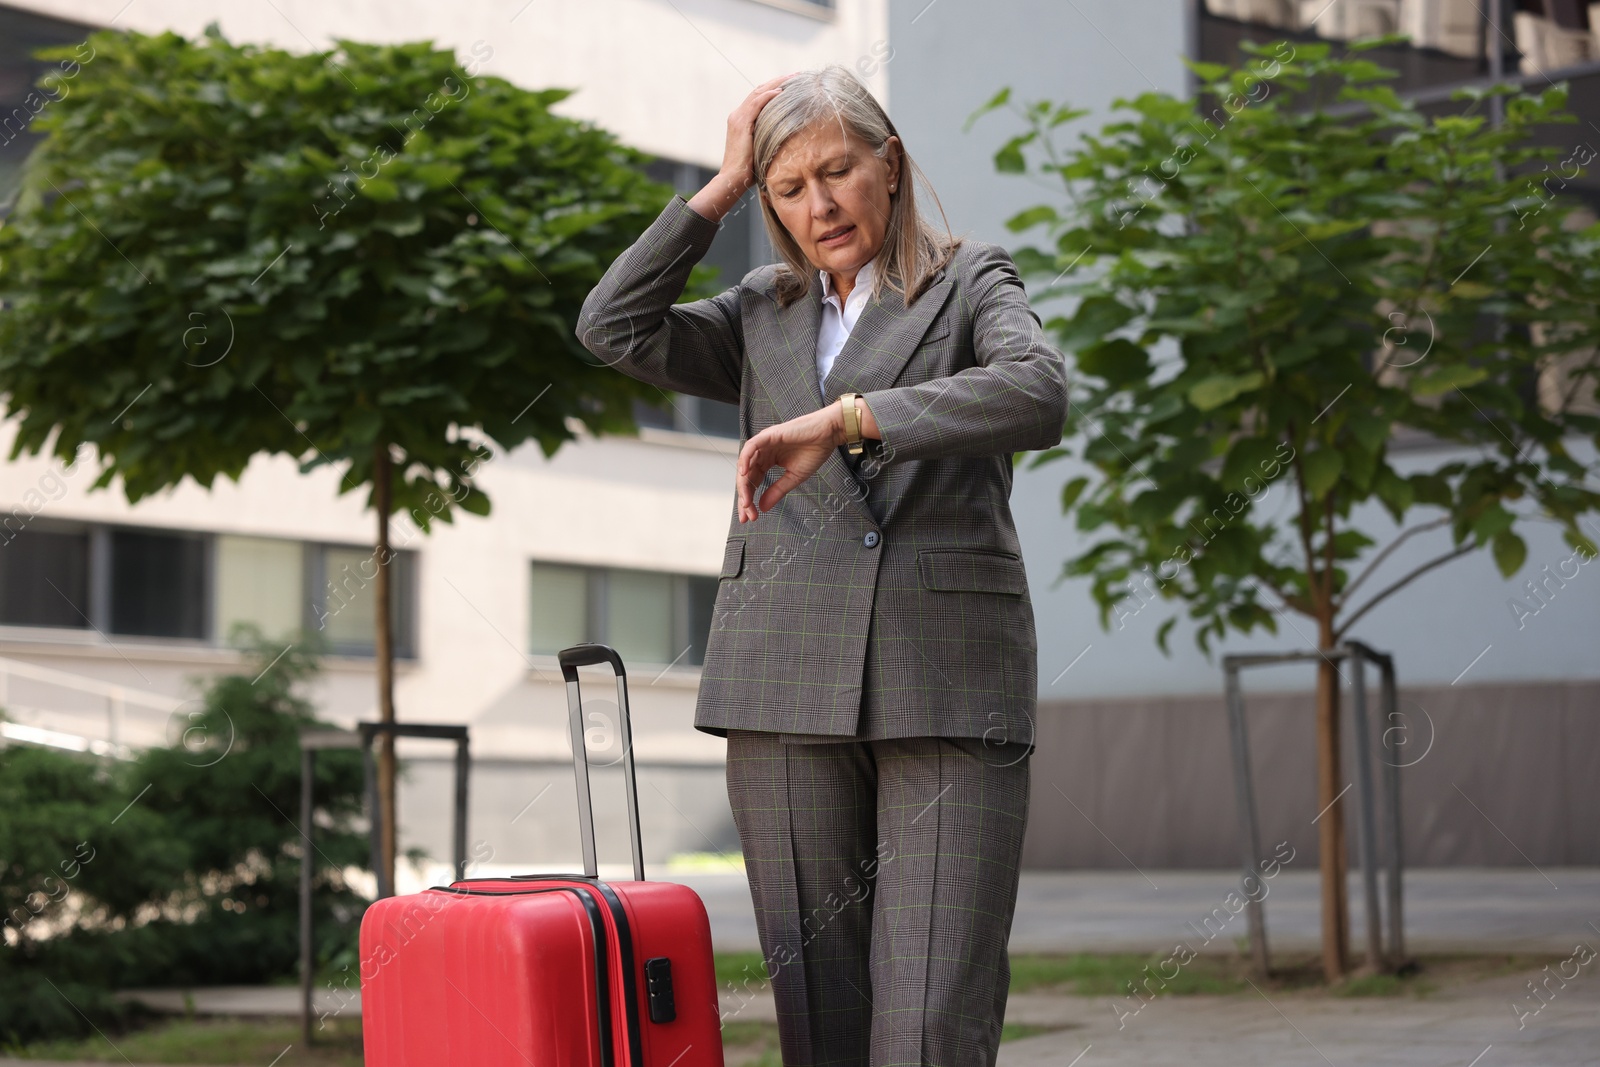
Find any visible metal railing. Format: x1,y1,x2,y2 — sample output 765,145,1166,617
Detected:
0,653,185,758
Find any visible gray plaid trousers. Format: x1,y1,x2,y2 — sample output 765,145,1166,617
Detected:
724,730,1032,1067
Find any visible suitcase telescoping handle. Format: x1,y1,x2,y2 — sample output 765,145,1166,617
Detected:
558,643,645,882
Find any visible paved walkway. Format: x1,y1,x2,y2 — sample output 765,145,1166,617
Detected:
687,866,1600,954
715,967,1600,1067
107,986,351,1018
997,964,1600,1066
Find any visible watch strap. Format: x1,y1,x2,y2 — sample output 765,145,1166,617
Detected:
840,392,864,455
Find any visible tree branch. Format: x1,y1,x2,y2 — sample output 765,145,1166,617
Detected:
1334,541,1476,639
1322,491,1336,612
1338,515,1452,607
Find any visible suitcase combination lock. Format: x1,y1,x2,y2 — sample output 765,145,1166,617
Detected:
644,956,677,1023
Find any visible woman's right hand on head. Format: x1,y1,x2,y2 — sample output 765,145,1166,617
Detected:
689,73,795,224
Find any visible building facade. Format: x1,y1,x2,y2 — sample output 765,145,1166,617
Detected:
1,0,1595,877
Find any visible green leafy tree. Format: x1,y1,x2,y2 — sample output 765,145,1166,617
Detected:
0,628,367,1045
0,27,681,889
976,39,1600,980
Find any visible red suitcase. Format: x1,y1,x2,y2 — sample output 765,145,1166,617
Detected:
359,644,727,1067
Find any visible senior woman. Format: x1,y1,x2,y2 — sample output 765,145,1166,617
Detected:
577,66,1068,1067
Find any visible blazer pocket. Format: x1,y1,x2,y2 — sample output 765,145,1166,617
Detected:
920,318,952,345
720,538,746,579
918,548,1027,595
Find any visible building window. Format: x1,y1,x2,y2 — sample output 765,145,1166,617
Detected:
311,543,419,659
1200,0,1600,81
216,534,304,644
0,6,95,208
632,394,743,439
0,527,90,629
633,155,769,441
529,561,718,667
110,528,208,639
528,562,588,655
0,522,417,658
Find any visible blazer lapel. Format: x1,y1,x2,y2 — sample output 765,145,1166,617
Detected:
821,269,954,402
761,270,826,425
751,259,955,525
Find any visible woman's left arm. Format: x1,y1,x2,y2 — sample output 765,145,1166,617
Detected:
860,242,1069,463
734,243,1069,521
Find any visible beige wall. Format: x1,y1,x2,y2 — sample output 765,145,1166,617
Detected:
8,0,890,170
0,421,735,762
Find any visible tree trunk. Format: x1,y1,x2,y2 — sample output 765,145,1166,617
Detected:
374,442,397,896
1315,614,1349,981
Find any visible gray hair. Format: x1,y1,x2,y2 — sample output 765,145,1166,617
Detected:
752,64,961,309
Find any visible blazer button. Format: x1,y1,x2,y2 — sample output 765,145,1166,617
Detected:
863,531,881,548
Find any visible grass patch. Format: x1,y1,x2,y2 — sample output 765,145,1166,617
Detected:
1008,952,1252,996
721,1020,782,1067
1006,951,1540,998
1001,1022,1078,1042
11,1017,364,1065
713,950,1522,1000
716,950,774,991
666,851,746,873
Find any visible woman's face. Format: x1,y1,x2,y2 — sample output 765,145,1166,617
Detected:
762,119,901,279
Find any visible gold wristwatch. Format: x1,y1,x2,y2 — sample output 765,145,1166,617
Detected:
839,392,865,455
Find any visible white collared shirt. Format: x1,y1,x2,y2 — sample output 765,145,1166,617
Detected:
816,254,879,403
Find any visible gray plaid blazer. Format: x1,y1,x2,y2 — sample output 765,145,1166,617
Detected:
576,193,1068,743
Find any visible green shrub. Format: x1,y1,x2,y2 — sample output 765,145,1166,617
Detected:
0,627,366,1046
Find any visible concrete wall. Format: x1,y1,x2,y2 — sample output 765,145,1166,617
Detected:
1023,678,1600,869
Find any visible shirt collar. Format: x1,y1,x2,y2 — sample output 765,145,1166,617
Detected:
819,252,879,306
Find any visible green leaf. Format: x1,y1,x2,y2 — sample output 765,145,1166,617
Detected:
1006,204,1058,233
1373,466,1414,522
1300,450,1343,498
1155,616,1177,655
994,131,1035,174
1414,363,1489,397
1410,473,1452,508
1181,58,1231,82
1076,338,1150,387
1060,475,1090,511
1205,524,1257,574
1492,529,1526,577
1472,503,1515,544
1220,437,1283,493
358,176,400,201
1188,371,1264,412
1057,295,1136,351
1130,486,1187,526
964,86,1012,131
1346,412,1390,454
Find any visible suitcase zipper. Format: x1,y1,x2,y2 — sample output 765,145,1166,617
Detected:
586,881,645,1067
432,885,625,1067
